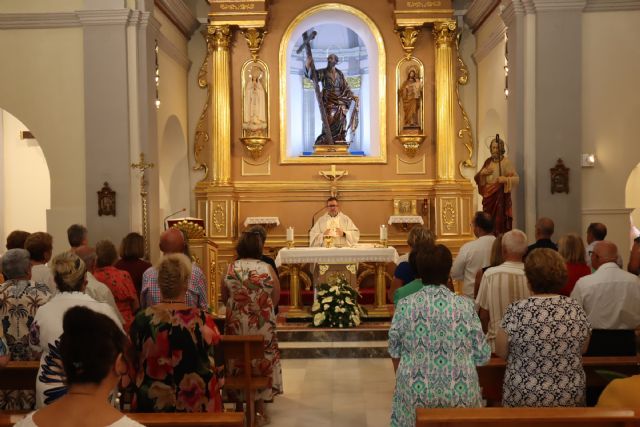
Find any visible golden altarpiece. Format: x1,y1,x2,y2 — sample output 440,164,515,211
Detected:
193,0,476,314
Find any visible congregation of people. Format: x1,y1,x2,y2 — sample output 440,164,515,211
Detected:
0,223,281,426
389,215,640,427
1,210,640,427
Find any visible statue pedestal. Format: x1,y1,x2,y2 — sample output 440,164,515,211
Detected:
312,145,350,156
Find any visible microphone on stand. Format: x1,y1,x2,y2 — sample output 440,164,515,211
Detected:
163,208,187,230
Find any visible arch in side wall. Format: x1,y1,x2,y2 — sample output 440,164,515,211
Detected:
625,162,640,239
0,108,51,245
158,115,190,225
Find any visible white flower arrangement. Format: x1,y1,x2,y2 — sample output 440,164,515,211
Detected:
311,277,366,328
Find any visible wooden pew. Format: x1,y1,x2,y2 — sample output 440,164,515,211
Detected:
129,412,244,426
0,361,39,390
416,407,640,427
477,356,640,405
221,335,269,427
0,412,244,427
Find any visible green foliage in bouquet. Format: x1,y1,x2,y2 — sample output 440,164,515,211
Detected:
311,277,366,328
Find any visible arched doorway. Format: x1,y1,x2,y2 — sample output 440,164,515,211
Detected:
0,108,51,247
625,162,640,241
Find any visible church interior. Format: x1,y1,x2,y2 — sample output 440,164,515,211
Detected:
1,0,640,426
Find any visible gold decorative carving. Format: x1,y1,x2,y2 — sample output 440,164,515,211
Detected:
191,254,201,265
442,199,456,232
241,27,266,60
240,136,269,159
209,25,231,49
212,202,226,233
455,31,474,173
131,153,155,260
397,134,425,157
193,30,213,180
433,21,457,47
356,262,392,290
346,264,357,275
278,264,313,291
171,220,206,239
220,3,255,10
395,26,421,57
394,199,418,216
318,264,330,275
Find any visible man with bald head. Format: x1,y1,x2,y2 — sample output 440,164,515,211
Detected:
140,228,208,310
526,217,557,256
476,229,531,351
571,240,640,355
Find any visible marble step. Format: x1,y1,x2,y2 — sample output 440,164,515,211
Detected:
277,326,390,358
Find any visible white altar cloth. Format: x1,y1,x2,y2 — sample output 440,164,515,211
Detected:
275,244,399,267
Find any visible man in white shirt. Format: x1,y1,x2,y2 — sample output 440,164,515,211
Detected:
476,229,531,352
309,197,360,247
451,211,495,299
571,240,640,355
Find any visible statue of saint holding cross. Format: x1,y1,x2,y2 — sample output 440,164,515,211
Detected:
298,31,359,146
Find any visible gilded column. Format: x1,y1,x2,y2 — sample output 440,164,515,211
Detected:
208,25,232,185
433,21,457,181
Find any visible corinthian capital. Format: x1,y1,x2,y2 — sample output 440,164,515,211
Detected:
432,21,457,48
208,25,231,49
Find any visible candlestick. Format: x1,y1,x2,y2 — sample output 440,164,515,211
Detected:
286,227,294,248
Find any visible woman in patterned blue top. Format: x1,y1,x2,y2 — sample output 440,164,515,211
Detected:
388,244,491,427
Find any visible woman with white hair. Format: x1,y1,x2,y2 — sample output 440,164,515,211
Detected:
29,251,122,408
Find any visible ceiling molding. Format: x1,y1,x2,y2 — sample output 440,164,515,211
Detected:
0,12,80,29
465,0,500,32
155,0,200,38
585,0,640,11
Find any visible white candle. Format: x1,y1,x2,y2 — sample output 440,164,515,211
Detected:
286,227,294,242
380,224,388,241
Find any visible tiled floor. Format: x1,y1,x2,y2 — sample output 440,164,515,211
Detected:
268,358,396,427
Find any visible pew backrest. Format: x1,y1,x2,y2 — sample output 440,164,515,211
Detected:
0,412,244,427
416,407,640,427
0,361,39,391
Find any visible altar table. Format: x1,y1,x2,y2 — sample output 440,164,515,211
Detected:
275,245,399,319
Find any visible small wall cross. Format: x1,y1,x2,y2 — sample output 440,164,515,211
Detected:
319,164,348,182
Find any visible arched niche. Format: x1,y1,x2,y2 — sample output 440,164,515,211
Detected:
0,108,51,243
159,115,190,222
625,162,640,236
278,3,386,164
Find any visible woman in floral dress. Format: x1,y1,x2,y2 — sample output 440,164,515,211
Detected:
388,244,490,427
130,253,224,412
223,229,282,423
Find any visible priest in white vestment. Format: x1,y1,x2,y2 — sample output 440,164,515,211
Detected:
309,197,360,247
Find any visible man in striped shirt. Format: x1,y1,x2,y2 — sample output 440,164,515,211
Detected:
476,229,531,352
140,228,208,310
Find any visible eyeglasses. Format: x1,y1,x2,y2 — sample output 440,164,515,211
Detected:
327,204,339,208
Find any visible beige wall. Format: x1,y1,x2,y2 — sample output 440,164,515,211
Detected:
582,10,640,257
1,110,51,243
0,26,85,256
155,9,191,233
